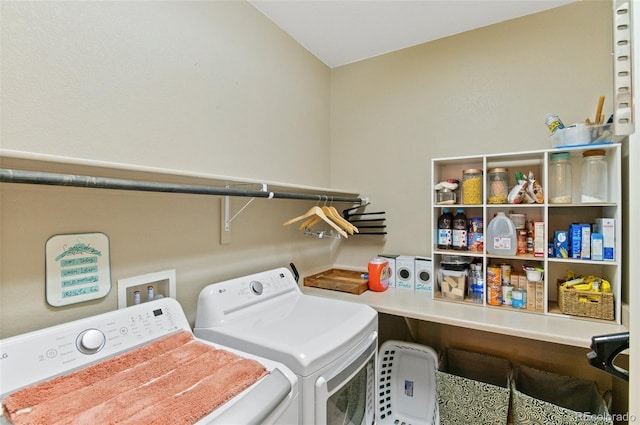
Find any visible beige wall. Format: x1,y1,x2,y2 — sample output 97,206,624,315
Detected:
1,0,331,186
330,0,614,262
0,0,340,337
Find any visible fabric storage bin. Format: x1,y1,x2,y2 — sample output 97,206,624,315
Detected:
436,347,511,425
511,364,612,425
377,340,439,425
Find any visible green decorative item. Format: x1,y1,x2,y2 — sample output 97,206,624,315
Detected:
45,232,111,307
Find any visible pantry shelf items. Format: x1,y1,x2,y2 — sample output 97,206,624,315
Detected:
431,144,622,324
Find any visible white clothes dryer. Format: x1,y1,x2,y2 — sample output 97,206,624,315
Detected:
194,267,378,425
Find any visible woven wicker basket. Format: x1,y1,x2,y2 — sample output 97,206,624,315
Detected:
558,286,614,320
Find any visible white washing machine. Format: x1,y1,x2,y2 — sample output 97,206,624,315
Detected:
0,298,299,425
194,267,378,425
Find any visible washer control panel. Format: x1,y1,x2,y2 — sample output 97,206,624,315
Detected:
0,298,190,396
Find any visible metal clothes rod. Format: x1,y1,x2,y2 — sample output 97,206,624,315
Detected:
0,168,366,204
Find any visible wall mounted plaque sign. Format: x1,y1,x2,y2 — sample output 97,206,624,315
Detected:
45,232,111,307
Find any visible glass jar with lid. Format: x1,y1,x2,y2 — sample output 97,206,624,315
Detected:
462,169,482,205
437,188,456,205
487,168,509,204
581,149,608,203
549,151,572,204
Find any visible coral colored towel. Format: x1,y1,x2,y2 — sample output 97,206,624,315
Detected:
2,331,268,425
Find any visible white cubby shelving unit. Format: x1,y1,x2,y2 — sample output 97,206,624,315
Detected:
431,143,622,325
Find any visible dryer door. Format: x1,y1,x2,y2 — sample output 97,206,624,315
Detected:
314,334,377,425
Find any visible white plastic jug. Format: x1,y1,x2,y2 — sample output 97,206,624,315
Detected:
486,212,517,256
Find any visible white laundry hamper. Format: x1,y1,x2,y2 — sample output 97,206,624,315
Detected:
377,340,439,425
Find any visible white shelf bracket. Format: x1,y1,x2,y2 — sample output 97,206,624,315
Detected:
223,183,268,231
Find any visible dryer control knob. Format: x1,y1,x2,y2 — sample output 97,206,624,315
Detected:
250,280,263,295
77,329,106,354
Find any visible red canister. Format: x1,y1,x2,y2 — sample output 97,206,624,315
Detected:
368,257,390,292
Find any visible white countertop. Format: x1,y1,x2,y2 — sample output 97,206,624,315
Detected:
300,286,628,348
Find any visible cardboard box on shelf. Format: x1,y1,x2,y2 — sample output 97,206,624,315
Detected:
594,218,615,261
526,280,536,310
535,281,544,312
532,221,545,257
554,231,568,258
591,233,604,261
580,224,591,260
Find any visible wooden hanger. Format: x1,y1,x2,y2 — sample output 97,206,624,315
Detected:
282,206,321,226
297,206,358,234
298,215,322,230
282,206,348,238
324,206,358,234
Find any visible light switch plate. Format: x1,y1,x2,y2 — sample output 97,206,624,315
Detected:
117,269,176,309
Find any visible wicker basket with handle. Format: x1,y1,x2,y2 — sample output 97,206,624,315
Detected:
558,286,614,320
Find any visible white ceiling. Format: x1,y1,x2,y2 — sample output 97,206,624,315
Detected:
249,0,577,68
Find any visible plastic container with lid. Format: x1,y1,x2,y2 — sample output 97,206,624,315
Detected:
581,149,608,203
545,113,565,133
439,266,468,300
549,151,572,204
487,168,509,204
485,212,517,256
462,169,482,205
367,257,390,292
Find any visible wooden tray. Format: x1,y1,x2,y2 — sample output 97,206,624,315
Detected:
303,269,368,294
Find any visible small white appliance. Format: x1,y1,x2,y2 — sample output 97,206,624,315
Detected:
415,257,433,293
0,298,299,425
395,255,415,290
194,267,378,425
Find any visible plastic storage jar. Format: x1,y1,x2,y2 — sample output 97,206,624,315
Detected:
487,168,509,204
462,169,482,205
581,149,608,203
549,151,572,204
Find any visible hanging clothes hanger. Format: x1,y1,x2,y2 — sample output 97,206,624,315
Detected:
308,199,358,234
295,198,357,235
324,205,358,234
342,203,387,236
299,215,322,230
282,205,348,238
297,199,325,230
